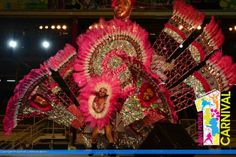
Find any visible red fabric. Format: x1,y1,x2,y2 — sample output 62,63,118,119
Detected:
67,104,83,120
71,119,83,129
191,41,205,62
165,23,186,40
193,72,211,92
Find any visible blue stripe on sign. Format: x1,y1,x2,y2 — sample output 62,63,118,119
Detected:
0,149,236,154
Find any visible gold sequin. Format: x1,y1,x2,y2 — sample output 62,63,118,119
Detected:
184,75,205,98
120,96,145,126
163,27,183,44
188,44,201,63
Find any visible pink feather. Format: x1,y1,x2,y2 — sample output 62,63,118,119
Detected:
78,74,121,129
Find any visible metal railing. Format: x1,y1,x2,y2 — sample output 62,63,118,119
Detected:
1,118,236,149
0,118,46,149
0,118,68,149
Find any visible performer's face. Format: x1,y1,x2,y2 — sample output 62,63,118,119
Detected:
98,88,107,97
114,0,132,20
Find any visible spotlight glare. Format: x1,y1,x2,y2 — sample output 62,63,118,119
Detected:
57,25,61,29
178,25,183,30
8,40,18,48
234,26,236,30
179,44,183,48
229,27,233,31
39,25,43,29
7,79,16,82
51,25,55,29
45,25,49,29
62,25,67,30
197,26,202,30
42,40,50,49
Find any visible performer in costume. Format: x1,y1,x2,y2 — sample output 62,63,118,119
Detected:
78,75,121,148
91,87,114,148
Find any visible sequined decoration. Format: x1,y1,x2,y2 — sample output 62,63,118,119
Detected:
87,34,143,90
22,95,77,128
47,103,76,127
51,86,62,94
114,124,153,149
115,132,144,149
151,54,172,81
22,106,43,117
201,65,221,90
163,27,184,44
125,60,174,122
108,56,122,69
91,36,139,76
119,68,133,88
80,133,92,148
188,44,201,63
169,17,194,37
184,75,206,98
120,96,145,126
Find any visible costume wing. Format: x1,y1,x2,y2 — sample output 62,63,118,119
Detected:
3,44,83,135
151,0,235,113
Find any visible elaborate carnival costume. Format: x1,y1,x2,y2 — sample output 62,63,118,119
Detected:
3,0,236,149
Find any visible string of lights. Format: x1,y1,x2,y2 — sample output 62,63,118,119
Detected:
39,24,67,30
229,26,236,32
